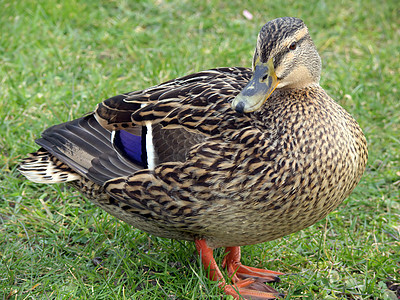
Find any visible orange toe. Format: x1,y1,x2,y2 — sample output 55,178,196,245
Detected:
232,263,284,282
223,246,283,283
224,283,284,300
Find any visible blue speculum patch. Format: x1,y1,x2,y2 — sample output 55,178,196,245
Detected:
115,129,146,167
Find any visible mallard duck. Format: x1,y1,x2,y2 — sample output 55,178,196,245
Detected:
18,17,368,299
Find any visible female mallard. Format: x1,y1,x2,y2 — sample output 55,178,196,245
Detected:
19,17,368,299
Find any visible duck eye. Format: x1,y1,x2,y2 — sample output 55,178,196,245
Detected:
289,41,297,51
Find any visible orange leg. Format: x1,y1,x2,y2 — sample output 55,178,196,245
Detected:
223,246,283,283
195,240,284,299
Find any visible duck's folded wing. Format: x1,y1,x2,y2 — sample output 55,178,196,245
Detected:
95,67,252,135
35,114,141,185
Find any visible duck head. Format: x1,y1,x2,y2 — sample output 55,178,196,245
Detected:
232,17,322,113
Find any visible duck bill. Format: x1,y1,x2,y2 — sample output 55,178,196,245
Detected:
232,59,279,113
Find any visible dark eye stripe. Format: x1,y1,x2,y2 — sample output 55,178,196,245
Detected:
273,36,308,70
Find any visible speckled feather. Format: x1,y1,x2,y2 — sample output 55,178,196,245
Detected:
19,18,367,250
99,84,367,248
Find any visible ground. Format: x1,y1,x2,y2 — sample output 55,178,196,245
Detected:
0,0,399,299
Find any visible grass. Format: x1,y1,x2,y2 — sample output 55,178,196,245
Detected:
0,0,399,299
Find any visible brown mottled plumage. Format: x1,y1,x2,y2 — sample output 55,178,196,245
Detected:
19,17,367,299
